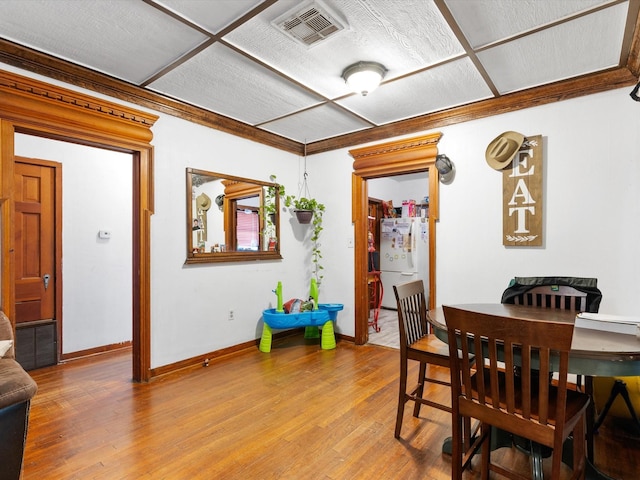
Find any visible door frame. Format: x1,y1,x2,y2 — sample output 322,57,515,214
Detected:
0,69,158,382
350,132,442,345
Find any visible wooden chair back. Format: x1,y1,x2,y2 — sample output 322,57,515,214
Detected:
443,305,588,479
510,284,587,311
394,280,430,347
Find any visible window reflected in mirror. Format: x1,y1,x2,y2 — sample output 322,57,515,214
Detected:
186,168,281,264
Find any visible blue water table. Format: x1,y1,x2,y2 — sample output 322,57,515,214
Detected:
259,280,343,353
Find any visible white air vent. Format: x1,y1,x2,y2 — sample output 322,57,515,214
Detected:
272,0,346,48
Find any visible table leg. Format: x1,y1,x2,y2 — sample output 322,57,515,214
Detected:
585,375,595,462
259,324,273,353
321,321,336,350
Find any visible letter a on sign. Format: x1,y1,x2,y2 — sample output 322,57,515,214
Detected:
502,135,543,246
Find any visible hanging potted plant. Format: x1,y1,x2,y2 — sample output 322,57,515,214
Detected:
284,193,325,283
264,175,284,225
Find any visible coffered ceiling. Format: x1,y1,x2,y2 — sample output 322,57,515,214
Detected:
0,0,638,155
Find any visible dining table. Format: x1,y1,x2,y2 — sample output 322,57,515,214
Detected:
427,303,640,480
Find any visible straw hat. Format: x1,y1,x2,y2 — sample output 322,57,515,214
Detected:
196,193,211,211
485,131,525,170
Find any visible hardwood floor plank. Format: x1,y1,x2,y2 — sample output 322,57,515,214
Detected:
22,337,638,479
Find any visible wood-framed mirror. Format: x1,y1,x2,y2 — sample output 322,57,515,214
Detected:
185,168,282,264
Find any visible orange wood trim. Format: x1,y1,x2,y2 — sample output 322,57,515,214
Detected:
308,67,637,155
351,173,368,345
0,70,157,146
628,6,640,76
60,341,132,362
0,120,15,323
0,69,155,382
350,133,442,344
0,43,302,154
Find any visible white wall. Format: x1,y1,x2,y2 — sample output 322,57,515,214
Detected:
14,135,132,353
5,63,640,370
310,86,640,316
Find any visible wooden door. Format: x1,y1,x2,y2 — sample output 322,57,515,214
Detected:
14,160,56,323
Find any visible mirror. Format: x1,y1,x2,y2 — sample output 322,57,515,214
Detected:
185,168,282,264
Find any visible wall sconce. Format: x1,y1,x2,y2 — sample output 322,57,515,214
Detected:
342,61,387,96
631,81,640,102
435,154,455,184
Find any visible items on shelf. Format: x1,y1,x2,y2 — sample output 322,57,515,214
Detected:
383,198,429,218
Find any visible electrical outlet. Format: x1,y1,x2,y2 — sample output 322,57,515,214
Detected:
228,310,234,321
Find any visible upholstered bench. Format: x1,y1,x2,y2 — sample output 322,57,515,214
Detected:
0,311,38,480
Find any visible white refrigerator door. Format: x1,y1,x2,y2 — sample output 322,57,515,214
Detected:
379,218,429,309
380,218,417,273
380,271,419,309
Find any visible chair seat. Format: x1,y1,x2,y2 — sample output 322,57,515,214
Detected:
467,369,590,445
408,334,450,364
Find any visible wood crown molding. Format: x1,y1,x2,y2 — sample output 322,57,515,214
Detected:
0,69,157,145
350,132,443,177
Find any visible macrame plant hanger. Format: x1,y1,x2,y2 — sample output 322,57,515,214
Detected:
297,142,311,201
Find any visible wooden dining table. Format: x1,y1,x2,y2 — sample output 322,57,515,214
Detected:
427,303,640,480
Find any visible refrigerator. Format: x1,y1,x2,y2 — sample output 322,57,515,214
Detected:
379,217,429,309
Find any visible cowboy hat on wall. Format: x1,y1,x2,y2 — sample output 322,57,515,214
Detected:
485,131,526,170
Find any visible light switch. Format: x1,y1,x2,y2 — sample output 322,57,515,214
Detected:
99,230,111,239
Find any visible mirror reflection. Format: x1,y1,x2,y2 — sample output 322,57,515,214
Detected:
186,168,281,264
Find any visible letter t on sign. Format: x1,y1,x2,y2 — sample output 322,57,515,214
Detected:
502,135,543,246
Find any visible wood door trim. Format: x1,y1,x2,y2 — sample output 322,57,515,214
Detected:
350,133,442,345
0,69,157,382
15,157,62,357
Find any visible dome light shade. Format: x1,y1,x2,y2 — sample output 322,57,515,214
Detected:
342,61,387,96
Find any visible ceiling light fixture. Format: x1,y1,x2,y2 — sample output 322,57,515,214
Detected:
342,61,387,96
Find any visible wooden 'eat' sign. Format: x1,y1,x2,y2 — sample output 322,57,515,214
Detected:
502,135,543,246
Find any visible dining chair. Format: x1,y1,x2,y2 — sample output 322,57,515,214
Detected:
501,276,603,462
393,280,452,438
393,281,480,469
501,276,602,314
444,305,591,480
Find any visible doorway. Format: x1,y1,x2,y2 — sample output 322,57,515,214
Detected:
350,132,443,345
366,172,429,349
13,140,134,366
0,69,157,382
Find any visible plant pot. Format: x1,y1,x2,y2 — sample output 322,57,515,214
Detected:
294,209,314,224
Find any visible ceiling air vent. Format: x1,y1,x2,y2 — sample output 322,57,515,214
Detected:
272,0,346,48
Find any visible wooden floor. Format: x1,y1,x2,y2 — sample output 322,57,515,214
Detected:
22,336,639,479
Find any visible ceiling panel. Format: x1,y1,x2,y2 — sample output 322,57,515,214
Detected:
260,103,371,143
447,0,615,47
148,43,324,125
478,2,628,93
155,0,264,34
0,0,208,84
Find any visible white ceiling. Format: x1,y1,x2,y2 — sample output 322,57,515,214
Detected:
0,0,638,149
